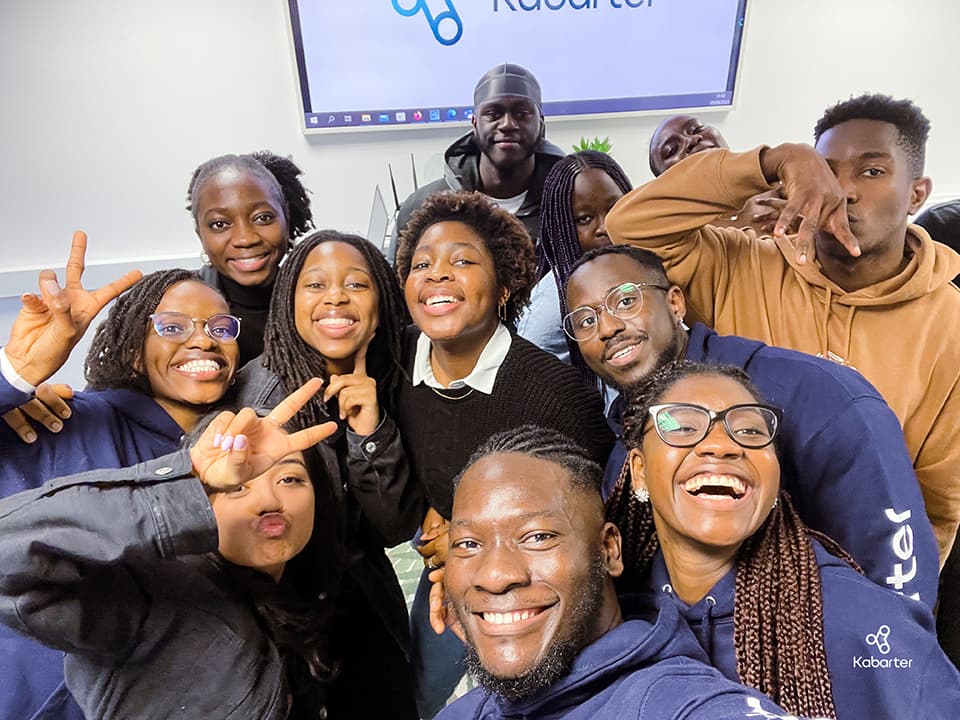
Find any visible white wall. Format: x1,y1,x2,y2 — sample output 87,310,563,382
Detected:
1,0,958,386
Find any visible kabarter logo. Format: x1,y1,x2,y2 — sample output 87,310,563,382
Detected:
854,623,913,669
392,0,463,46
866,625,891,655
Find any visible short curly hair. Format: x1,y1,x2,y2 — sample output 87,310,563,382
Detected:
813,94,930,176
395,191,536,326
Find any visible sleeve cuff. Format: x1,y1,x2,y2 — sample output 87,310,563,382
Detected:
346,414,394,461
0,347,37,394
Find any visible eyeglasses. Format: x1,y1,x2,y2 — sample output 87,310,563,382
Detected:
562,282,670,341
646,402,782,449
149,312,241,343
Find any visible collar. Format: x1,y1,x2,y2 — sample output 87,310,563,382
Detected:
412,323,511,395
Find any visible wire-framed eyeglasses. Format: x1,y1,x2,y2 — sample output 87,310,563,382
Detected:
646,402,783,449
149,312,241,344
563,282,670,342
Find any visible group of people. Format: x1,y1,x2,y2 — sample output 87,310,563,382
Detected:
0,61,958,720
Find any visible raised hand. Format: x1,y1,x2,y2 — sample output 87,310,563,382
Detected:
417,506,451,570
3,231,142,386
322,336,380,436
2,383,74,443
190,378,338,492
428,567,466,641
759,143,860,265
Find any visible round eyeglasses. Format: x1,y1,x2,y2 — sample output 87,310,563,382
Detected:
646,402,783,449
149,312,241,344
563,282,670,342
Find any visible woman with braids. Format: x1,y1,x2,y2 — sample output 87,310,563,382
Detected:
517,150,631,380
230,229,421,719
395,191,613,717
187,150,315,365
0,234,240,719
608,360,960,719
0,381,341,719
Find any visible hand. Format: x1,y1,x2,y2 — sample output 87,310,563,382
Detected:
4,231,142,385
190,378,338,492
2,383,74,443
737,188,788,236
759,143,860,265
417,506,451,569
322,336,380,436
428,567,466,642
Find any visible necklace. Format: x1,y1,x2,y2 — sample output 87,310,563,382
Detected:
429,385,475,401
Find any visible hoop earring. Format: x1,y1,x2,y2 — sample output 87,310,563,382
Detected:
200,251,211,266
633,487,650,504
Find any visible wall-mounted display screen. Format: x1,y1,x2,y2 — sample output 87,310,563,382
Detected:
287,0,749,133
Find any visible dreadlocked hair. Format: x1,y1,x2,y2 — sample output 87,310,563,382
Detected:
607,359,862,718
395,191,536,327
186,151,315,241
536,152,632,388
453,424,603,499
263,230,408,430
85,269,207,393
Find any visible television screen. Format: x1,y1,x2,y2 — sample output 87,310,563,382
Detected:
287,0,749,133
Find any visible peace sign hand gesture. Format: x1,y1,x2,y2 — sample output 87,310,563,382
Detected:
322,336,380,436
4,231,142,385
191,378,338,492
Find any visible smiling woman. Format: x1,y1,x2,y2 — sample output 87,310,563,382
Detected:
0,265,240,719
607,360,960,719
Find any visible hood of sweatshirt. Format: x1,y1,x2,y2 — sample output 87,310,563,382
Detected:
457,602,714,719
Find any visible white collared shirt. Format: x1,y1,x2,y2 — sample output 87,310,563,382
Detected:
412,323,511,395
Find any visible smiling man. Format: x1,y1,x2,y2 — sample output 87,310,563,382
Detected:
436,425,822,719
562,244,938,607
606,94,960,573
390,63,564,262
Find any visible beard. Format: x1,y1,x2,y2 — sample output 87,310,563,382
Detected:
458,551,608,703
607,328,685,395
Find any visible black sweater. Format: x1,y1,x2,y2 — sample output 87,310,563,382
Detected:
398,331,613,518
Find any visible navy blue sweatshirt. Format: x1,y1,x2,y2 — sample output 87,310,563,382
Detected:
436,602,816,720
603,323,938,606
647,541,960,719
0,374,183,720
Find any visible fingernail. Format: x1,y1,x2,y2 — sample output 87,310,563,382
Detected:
40,279,61,296
24,432,36,443
221,435,234,451
51,421,62,432
213,433,223,447
233,435,247,450
61,409,71,419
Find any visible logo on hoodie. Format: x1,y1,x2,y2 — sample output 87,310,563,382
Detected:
392,0,463,46
854,623,913,669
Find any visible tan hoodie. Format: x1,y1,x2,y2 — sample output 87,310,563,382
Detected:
607,147,960,566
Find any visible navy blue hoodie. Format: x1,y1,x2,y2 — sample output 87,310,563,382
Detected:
646,541,960,719
0,374,183,720
436,602,818,720
603,323,938,606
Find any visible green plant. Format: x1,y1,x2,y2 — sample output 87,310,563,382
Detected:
572,135,612,153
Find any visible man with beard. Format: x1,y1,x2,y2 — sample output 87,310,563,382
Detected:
435,425,817,720
389,63,564,262
563,245,937,607
605,95,960,574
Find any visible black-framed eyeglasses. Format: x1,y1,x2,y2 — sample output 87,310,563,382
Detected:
149,312,241,344
563,281,670,342
646,402,783,449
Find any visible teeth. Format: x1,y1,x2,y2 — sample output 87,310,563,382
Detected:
426,296,459,306
482,609,538,625
177,360,220,374
612,344,637,360
233,256,265,267
682,474,746,497
317,317,355,327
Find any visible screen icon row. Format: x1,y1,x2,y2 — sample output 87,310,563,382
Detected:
307,108,473,128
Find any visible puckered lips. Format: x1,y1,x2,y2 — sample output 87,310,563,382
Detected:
471,600,558,636
679,466,752,505
255,512,289,538
171,352,229,382
311,311,360,339
228,251,273,274
419,287,465,317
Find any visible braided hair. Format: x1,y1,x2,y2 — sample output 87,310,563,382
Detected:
536,152,631,385
84,269,206,393
606,360,860,718
263,230,408,430
453,424,602,499
186,151,315,241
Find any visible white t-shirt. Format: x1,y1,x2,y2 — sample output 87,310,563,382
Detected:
486,190,527,215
